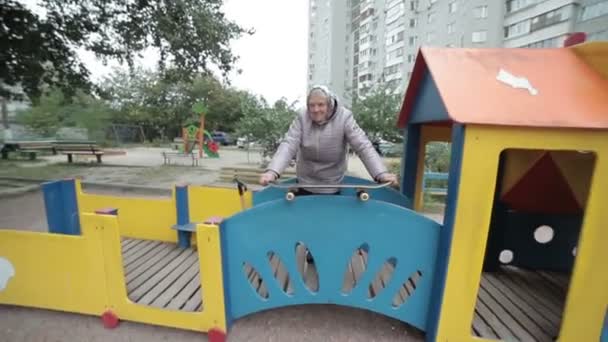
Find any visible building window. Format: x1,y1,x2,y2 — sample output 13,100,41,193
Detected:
447,23,454,34
588,29,608,41
428,12,436,23
427,32,436,43
410,1,419,11
523,36,561,48
407,54,414,63
473,5,488,18
530,6,571,31
506,0,537,14
409,35,418,46
409,18,418,28
579,0,608,22
472,30,487,43
504,21,530,38
448,1,458,13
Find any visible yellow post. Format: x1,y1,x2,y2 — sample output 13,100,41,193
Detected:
196,222,228,334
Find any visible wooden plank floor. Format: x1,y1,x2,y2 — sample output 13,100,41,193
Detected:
121,238,570,340
472,266,570,341
121,238,202,312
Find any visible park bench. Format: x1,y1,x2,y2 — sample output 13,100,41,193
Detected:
0,140,57,160
53,141,104,163
162,151,199,166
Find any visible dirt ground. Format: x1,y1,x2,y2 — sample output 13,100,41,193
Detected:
0,148,428,341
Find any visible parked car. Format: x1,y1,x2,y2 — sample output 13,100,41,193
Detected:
212,131,234,146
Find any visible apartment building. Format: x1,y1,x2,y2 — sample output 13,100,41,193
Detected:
307,0,349,101
307,0,608,103
574,0,608,41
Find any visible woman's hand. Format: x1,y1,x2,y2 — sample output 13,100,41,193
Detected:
377,172,398,186
259,171,277,186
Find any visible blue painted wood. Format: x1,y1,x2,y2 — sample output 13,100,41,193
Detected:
171,223,197,232
426,124,465,341
175,185,191,248
401,124,420,209
253,175,411,208
602,307,608,342
409,72,450,124
485,210,581,272
422,172,448,195
220,196,441,331
42,179,81,235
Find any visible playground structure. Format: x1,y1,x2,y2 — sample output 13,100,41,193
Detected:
183,102,220,159
162,103,220,165
1,42,608,342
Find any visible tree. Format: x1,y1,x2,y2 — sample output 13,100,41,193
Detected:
1,0,252,102
101,68,247,140
236,96,298,164
351,82,403,143
425,142,451,172
17,88,114,139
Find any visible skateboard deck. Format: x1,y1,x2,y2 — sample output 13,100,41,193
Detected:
267,182,391,190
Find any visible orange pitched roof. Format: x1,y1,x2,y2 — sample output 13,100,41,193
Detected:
397,44,608,129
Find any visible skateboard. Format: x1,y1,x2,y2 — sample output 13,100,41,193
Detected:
267,182,392,201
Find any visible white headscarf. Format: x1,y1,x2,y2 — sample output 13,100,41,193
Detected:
307,85,338,123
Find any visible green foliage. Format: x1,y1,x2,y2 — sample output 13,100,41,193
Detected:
425,142,451,172
1,0,251,102
101,69,248,140
17,89,114,138
236,97,298,162
351,83,403,143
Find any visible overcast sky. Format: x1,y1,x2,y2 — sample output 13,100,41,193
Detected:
20,0,309,104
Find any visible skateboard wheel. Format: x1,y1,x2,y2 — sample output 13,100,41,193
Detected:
358,191,370,201
286,192,295,201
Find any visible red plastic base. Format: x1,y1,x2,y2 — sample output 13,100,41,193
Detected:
101,310,119,329
208,328,227,342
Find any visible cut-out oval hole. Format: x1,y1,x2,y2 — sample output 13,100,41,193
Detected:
368,257,397,299
341,243,370,294
392,270,423,308
267,251,294,295
295,242,319,293
242,262,269,299
499,250,514,264
534,225,554,244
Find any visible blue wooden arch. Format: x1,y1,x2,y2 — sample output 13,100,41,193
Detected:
219,195,441,331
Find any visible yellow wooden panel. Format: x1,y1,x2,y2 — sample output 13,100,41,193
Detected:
550,151,596,207
188,185,251,223
76,181,177,242
86,212,226,333
499,149,544,196
436,125,608,342
196,223,227,332
570,41,608,80
0,226,107,315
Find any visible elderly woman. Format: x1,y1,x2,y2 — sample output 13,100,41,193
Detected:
259,85,397,194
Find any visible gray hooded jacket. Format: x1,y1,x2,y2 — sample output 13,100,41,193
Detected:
266,97,388,193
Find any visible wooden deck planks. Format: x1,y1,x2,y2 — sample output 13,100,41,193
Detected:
119,236,571,338
473,266,569,341
129,249,195,302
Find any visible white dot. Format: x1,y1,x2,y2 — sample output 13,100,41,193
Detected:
534,225,554,244
572,247,577,256
499,250,514,264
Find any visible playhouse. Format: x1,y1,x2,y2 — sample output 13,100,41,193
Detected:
0,42,607,342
